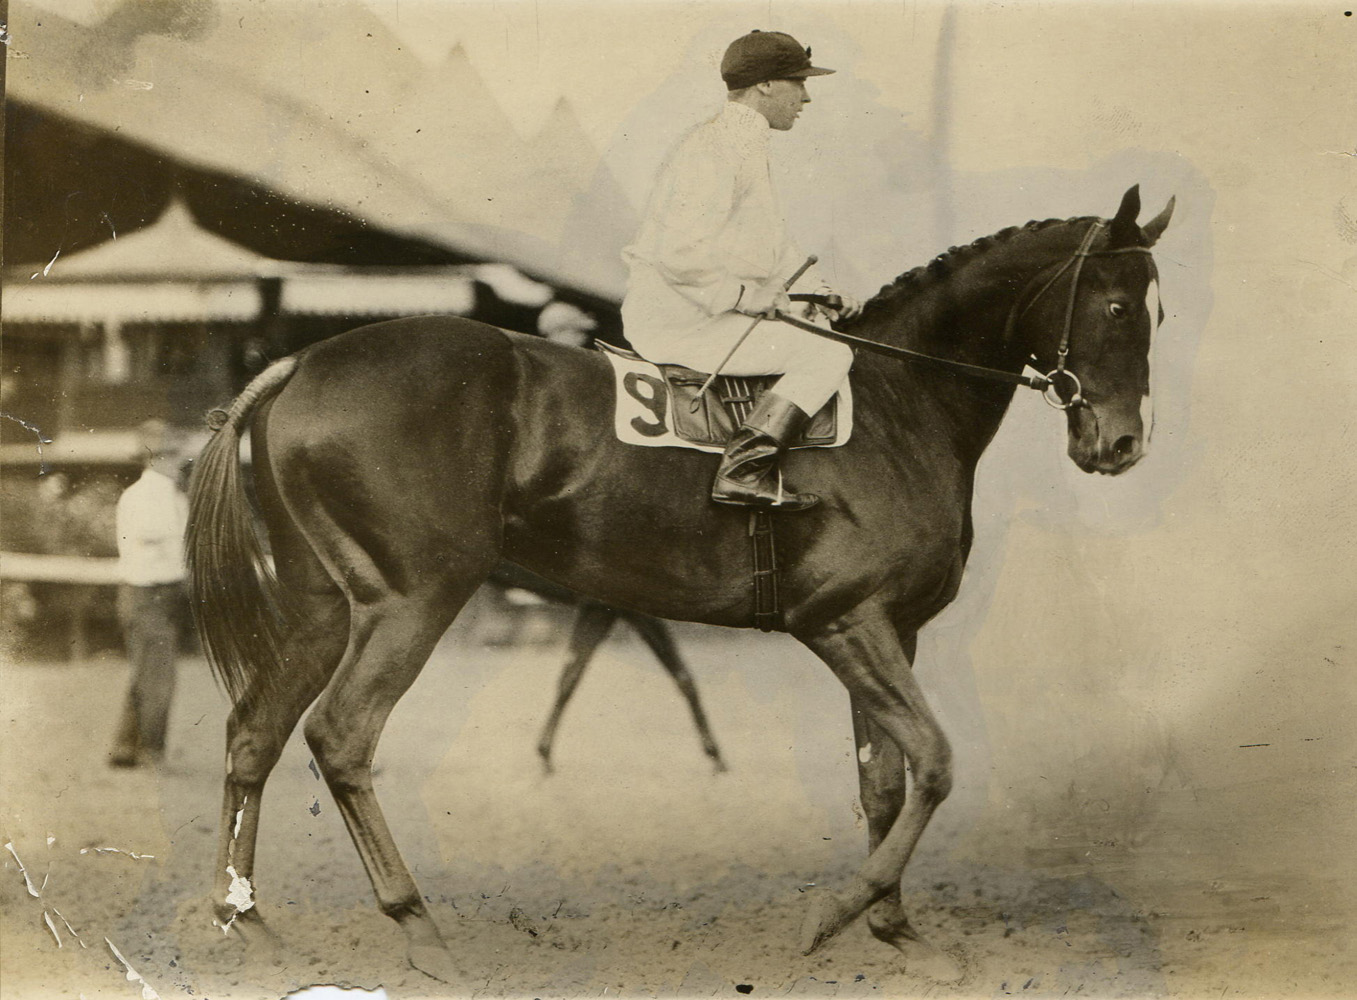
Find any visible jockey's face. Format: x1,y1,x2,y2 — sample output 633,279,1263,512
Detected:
759,78,811,131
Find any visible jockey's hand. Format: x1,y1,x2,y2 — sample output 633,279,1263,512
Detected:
813,290,863,323
736,282,792,320
836,292,863,321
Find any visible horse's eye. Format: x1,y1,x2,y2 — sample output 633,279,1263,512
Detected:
1108,302,1128,319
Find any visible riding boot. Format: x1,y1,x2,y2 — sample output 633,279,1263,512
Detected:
712,392,820,511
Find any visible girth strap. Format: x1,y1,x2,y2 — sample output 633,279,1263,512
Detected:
749,510,781,632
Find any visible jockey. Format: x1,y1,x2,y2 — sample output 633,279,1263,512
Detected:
621,30,861,511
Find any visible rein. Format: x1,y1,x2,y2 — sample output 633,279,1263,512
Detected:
772,309,1051,390
779,221,1154,408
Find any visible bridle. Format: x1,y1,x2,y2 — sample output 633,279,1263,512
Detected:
1006,221,1156,410
774,220,1155,410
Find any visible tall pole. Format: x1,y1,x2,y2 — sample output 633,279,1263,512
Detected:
1,0,9,290
929,3,958,251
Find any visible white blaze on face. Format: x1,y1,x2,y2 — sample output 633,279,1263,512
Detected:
1141,278,1160,443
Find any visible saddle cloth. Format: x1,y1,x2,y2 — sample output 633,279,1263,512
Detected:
599,342,852,453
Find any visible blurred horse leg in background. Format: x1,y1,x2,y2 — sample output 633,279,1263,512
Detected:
535,600,617,773
622,610,726,773
487,562,726,773
532,599,728,773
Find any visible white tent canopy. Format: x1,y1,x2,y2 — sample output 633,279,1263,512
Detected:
6,200,268,322
6,201,559,323
8,3,629,301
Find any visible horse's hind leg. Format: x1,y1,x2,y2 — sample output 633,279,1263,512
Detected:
211,541,349,940
629,613,726,772
302,582,478,984
536,600,616,772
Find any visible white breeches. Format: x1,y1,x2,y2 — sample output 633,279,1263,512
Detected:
625,312,854,415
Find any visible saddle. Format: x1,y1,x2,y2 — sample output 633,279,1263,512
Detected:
597,342,847,633
597,342,847,452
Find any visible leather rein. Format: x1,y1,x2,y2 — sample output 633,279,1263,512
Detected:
777,221,1154,410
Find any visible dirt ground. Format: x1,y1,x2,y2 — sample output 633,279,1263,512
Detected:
3,594,1354,1000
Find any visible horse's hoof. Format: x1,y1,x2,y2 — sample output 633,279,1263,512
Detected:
217,910,286,969
798,891,855,955
898,940,965,983
710,755,729,775
408,942,462,984
218,907,278,946
867,913,965,982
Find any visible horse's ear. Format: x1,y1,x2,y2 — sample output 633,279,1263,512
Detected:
1141,195,1176,247
1109,185,1142,246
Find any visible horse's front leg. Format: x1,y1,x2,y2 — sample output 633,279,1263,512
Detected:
797,616,963,980
849,682,966,980
848,633,919,948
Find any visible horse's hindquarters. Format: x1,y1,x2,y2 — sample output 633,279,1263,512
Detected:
259,318,520,601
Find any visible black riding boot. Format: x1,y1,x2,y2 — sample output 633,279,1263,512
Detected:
711,392,820,511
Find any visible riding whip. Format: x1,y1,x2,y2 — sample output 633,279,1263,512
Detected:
689,255,818,412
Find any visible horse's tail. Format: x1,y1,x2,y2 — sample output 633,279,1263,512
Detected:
186,356,300,705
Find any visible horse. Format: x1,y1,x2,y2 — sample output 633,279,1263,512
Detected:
483,561,726,772
187,185,1173,983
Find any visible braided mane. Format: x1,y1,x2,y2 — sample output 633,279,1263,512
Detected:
857,216,1099,323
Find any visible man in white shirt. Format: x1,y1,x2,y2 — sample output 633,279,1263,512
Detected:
109,419,189,768
622,29,861,511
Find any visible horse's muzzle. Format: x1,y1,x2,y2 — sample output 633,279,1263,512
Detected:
1068,407,1145,475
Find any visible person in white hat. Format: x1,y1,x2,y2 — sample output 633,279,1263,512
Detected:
621,30,861,511
108,419,189,767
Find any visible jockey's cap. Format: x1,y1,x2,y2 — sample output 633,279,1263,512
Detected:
720,30,835,91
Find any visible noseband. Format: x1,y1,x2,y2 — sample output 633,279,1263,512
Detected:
1011,221,1156,411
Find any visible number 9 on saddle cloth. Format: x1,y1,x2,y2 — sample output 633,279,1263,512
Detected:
598,342,852,454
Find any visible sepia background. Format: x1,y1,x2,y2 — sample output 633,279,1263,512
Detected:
2,1,1354,998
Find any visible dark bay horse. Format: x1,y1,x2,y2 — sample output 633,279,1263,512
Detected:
187,186,1172,982
484,562,726,772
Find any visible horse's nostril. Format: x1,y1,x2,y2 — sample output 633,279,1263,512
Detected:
1113,435,1138,458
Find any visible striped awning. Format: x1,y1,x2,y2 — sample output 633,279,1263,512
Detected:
281,272,475,316
4,280,263,323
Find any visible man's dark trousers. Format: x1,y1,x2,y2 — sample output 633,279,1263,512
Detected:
110,582,181,764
